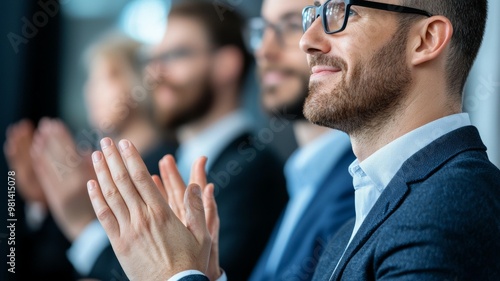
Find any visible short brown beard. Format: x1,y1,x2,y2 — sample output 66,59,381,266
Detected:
153,75,214,130
304,27,412,137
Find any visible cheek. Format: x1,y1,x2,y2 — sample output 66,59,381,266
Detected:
282,49,310,75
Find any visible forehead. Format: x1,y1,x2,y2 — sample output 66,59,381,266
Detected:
156,16,208,52
262,0,310,21
314,0,399,5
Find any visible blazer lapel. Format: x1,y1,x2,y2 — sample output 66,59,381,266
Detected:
329,126,486,280
329,175,410,281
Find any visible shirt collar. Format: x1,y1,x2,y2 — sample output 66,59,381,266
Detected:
353,113,472,190
176,110,253,175
285,130,351,198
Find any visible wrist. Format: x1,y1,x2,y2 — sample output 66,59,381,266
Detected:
66,215,95,241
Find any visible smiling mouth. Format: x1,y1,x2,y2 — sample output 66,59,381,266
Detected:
262,70,296,86
310,66,342,79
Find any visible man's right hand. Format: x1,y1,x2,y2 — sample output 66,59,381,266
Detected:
88,138,212,280
155,155,222,281
31,118,96,241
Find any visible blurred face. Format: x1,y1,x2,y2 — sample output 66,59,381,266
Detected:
256,0,311,119
85,55,136,133
300,0,412,135
147,16,214,129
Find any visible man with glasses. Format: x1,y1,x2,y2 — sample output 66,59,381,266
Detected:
86,0,500,280
247,0,355,280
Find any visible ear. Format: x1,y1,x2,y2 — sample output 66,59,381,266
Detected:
410,16,453,66
211,46,244,87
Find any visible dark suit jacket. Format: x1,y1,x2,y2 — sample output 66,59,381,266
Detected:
249,146,355,281
179,275,209,281
88,133,288,281
14,213,75,281
313,126,500,281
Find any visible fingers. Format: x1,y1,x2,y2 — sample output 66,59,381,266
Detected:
4,119,35,160
189,156,208,189
108,140,166,209
87,180,120,239
203,184,220,240
160,155,186,219
184,184,210,245
92,150,131,223
152,175,168,203
99,138,143,210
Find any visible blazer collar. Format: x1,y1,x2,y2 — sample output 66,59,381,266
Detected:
330,126,486,280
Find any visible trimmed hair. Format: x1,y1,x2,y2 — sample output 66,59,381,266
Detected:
169,1,252,89
83,31,143,86
400,0,488,95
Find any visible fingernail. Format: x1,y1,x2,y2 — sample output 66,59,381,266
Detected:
100,138,112,149
87,181,96,191
119,140,129,151
92,151,102,163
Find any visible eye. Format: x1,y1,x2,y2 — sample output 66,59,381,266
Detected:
348,8,358,17
283,22,303,32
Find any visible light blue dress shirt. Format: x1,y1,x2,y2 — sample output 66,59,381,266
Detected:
264,130,351,275
68,110,253,276
330,113,472,276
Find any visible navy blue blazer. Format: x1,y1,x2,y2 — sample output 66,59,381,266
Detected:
179,275,209,281
249,146,355,281
313,126,500,280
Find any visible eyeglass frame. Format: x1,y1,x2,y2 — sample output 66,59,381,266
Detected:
141,47,215,69
247,17,304,51
302,0,433,34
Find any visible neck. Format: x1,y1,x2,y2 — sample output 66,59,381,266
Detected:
115,116,158,155
350,88,461,162
177,88,239,143
293,120,331,147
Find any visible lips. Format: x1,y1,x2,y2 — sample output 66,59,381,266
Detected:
310,65,342,80
155,86,177,105
261,70,295,87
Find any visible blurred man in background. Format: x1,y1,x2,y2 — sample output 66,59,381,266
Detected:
72,2,288,280
247,0,354,280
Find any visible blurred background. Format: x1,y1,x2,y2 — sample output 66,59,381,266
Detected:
0,0,499,276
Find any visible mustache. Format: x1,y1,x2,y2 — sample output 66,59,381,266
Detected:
259,66,303,77
152,77,185,94
309,55,347,73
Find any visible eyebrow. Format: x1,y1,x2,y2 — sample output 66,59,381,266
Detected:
280,11,303,21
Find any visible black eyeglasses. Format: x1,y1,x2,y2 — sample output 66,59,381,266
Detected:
247,17,304,52
142,48,213,68
302,0,433,34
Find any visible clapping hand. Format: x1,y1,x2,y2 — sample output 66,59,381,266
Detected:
87,138,213,280
155,155,221,281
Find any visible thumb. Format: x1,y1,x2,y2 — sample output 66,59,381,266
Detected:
185,184,210,244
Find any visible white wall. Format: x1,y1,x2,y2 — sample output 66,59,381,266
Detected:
465,0,500,168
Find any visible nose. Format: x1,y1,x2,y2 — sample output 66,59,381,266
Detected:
145,60,167,83
299,16,331,56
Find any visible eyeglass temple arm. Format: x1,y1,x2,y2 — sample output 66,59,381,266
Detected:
349,0,433,17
